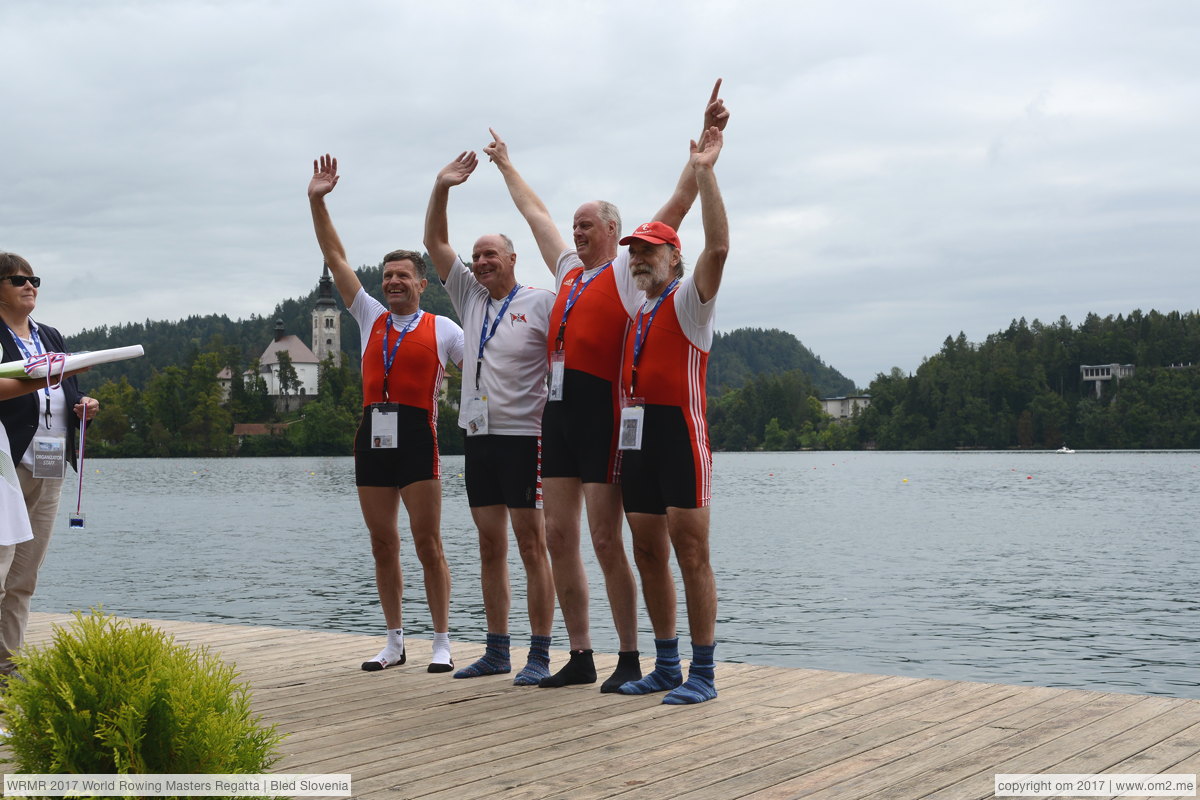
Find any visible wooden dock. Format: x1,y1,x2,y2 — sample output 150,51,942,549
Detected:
8,612,1200,799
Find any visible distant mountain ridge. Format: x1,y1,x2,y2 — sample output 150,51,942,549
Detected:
65,262,854,398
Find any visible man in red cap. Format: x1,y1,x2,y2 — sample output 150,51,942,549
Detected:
614,125,728,704
484,81,729,692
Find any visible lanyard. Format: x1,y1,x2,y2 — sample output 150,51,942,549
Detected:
381,311,420,402
555,262,611,349
476,284,520,391
630,279,678,396
5,320,55,429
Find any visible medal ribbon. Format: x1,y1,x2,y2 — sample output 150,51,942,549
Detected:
630,278,679,397
381,311,420,402
476,284,521,391
555,262,611,348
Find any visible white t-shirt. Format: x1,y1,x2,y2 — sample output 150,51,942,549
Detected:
349,289,464,368
638,273,718,352
444,257,555,436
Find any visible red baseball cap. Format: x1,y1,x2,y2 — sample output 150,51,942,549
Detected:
619,221,681,250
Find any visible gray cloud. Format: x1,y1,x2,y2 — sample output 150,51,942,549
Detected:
2,0,1198,388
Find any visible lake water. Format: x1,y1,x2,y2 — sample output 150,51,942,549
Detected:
30,451,1200,699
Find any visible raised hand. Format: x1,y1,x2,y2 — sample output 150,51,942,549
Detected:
483,128,511,169
691,126,724,171
703,78,730,132
309,154,340,199
438,151,479,188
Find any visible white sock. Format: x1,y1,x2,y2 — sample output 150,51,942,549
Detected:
372,628,405,664
432,631,452,665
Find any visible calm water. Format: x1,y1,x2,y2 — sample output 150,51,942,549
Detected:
31,451,1200,699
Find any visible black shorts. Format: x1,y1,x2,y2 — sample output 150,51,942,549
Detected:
541,369,620,484
464,434,542,509
620,404,711,515
354,404,440,489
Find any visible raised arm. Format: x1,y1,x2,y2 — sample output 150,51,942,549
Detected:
691,127,729,304
423,151,479,283
484,128,566,274
307,154,363,307
655,78,730,229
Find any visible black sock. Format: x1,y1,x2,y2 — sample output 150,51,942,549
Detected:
538,649,596,688
600,650,642,693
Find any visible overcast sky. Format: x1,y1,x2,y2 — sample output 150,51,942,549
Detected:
3,1,1198,388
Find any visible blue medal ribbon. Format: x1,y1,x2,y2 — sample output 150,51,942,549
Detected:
555,262,611,348
630,279,679,397
476,284,521,391
381,311,420,402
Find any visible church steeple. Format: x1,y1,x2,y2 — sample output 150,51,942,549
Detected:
311,262,342,366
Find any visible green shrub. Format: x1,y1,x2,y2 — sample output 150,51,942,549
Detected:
0,610,283,775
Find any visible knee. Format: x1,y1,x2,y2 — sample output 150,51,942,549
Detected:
516,535,549,568
632,540,669,574
478,535,507,566
369,535,401,563
672,537,710,574
590,530,627,567
412,536,446,567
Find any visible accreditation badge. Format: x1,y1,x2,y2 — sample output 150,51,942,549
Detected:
464,395,489,436
548,350,565,401
31,436,67,479
369,403,400,449
618,397,645,451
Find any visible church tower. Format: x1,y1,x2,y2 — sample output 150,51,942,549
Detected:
311,263,342,366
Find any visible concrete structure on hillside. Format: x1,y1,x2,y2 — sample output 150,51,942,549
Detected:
821,395,871,420
1080,363,1135,399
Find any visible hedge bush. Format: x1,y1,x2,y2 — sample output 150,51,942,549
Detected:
0,610,283,774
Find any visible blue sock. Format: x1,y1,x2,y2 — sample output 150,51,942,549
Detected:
663,643,717,705
513,635,552,686
454,633,511,678
618,638,681,695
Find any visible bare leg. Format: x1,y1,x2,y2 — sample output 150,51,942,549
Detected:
581,482,639,651
357,486,404,629
400,479,450,632
542,477,590,650
510,507,555,637
666,506,715,645
470,504,512,634
626,512,675,640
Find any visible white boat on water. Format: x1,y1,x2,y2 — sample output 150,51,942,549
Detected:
1056,445,1075,454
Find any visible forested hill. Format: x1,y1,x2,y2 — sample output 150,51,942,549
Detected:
66,263,460,393
65,262,852,398
707,328,857,397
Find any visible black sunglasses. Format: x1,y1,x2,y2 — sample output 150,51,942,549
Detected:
4,275,41,288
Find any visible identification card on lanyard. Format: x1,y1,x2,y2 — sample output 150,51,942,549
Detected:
369,403,400,448
618,396,645,451
464,395,489,436
31,436,66,478
548,350,565,401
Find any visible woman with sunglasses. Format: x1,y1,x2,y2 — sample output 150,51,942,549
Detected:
0,251,99,684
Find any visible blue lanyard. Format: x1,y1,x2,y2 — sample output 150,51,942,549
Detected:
630,279,678,396
381,311,420,402
6,320,54,428
555,262,610,348
476,284,520,390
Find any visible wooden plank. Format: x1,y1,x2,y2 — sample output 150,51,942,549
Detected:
5,613,1198,800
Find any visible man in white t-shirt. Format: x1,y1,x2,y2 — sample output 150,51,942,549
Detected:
424,150,558,685
309,154,464,675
